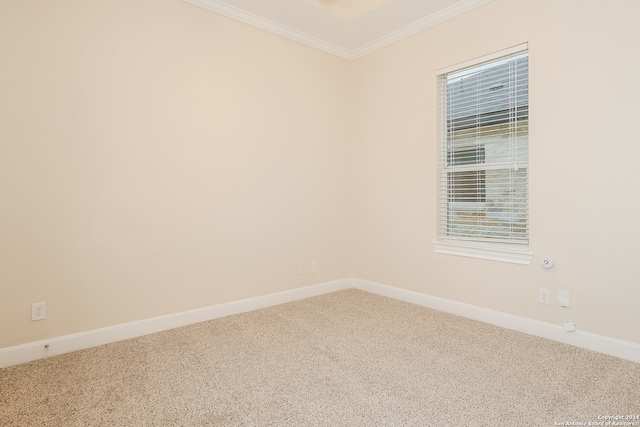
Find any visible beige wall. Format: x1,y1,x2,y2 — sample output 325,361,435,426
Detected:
0,0,352,347
350,0,640,344
2,0,639,350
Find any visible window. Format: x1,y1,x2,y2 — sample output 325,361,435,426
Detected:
434,44,532,264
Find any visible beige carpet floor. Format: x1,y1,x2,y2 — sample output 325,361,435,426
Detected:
1,289,639,426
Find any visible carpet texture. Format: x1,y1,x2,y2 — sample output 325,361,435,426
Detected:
1,289,639,426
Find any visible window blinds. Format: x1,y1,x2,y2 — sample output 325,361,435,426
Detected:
437,49,529,244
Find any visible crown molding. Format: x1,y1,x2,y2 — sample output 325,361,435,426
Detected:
183,0,494,60
182,0,353,59
350,0,494,59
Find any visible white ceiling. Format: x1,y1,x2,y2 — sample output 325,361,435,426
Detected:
183,0,493,59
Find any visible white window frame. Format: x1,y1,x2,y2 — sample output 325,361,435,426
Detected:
433,43,533,265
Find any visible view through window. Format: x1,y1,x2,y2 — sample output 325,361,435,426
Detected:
437,48,529,245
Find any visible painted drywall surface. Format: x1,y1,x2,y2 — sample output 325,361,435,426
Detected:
3,0,639,352
350,0,640,344
0,0,351,347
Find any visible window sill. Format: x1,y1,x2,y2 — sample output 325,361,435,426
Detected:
433,240,533,265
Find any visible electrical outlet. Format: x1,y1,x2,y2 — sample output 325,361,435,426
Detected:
32,302,46,321
297,264,304,275
538,288,550,305
311,261,317,273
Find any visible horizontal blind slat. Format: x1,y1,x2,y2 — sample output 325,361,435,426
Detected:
437,49,529,245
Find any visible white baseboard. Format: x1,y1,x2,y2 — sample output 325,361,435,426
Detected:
0,279,352,369
352,278,640,364
3,277,638,369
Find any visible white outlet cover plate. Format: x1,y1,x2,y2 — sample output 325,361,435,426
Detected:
558,290,571,307
539,288,550,304
31,302,46,321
